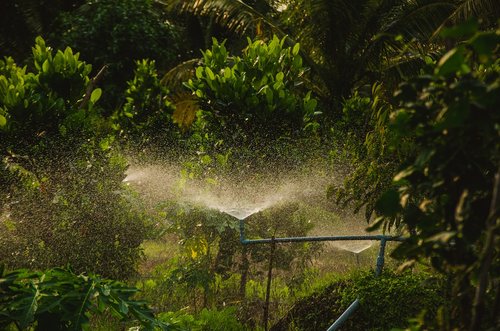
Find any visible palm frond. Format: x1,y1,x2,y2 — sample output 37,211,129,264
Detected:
171,95,199,131
161,58,201,93
449,0,500,24
164,0,282,36
382,0,456,40
160,59,201,130
432,0,500,36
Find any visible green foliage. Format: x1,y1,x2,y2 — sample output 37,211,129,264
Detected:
157,204,240,307
185,36,319,139
171,0,456,106
329,83,407,222
273,270,444,331
159,307,248,331
0,37,96,136
245,203,321,272
373,24,500,329
53,0,182,109
137,202,321,329
0,38,150,279
176,36,324,188
117,59,175,133
0,266,167,331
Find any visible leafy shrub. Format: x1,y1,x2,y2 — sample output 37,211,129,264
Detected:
114,59,181,159
117,59,174,132
272,270,444,331
328,83,407,222
0,266,166,331
184,36,319,140
0,37,150,279
373,23,500,329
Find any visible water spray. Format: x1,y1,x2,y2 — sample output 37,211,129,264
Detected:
124,163,406,329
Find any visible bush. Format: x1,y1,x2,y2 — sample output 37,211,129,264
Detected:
52,0,182,109
272,270,444,331
0,37,150,279
184,36,319,140
373,23,500,329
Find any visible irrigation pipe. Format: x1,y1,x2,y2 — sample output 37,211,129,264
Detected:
238,218,406,330
326,298,361,331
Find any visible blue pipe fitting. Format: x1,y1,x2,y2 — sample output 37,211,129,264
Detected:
375,237,387,276
326,298,360,331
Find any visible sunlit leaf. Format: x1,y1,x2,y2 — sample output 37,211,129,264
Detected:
42,59,50,73
90,88,102,104
173,98,198,130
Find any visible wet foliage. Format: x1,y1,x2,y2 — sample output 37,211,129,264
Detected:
0,2,499,330
272,270,445,331
0,38,150,279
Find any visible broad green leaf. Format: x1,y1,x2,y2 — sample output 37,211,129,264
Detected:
223,67,232,79
440,19,478,39
437,47,465,76
0,114,6,127
18,282,40,329
196,66,204,79
292,55,302,69
42,59,50,73
304,98,317,113
205,67,215,81
292,43,300,56
375,189,401,217
265,88,273,105
469,32,500,57
72,281,95,330
90,88,102,104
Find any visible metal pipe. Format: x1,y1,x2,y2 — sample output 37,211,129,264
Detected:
237,217,406,331
263,237,276,331
239,219,246,243
240,234,405,245
326,298,360,331
375,238,388,276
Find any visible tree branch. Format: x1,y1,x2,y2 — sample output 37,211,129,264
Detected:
79,65,108,110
